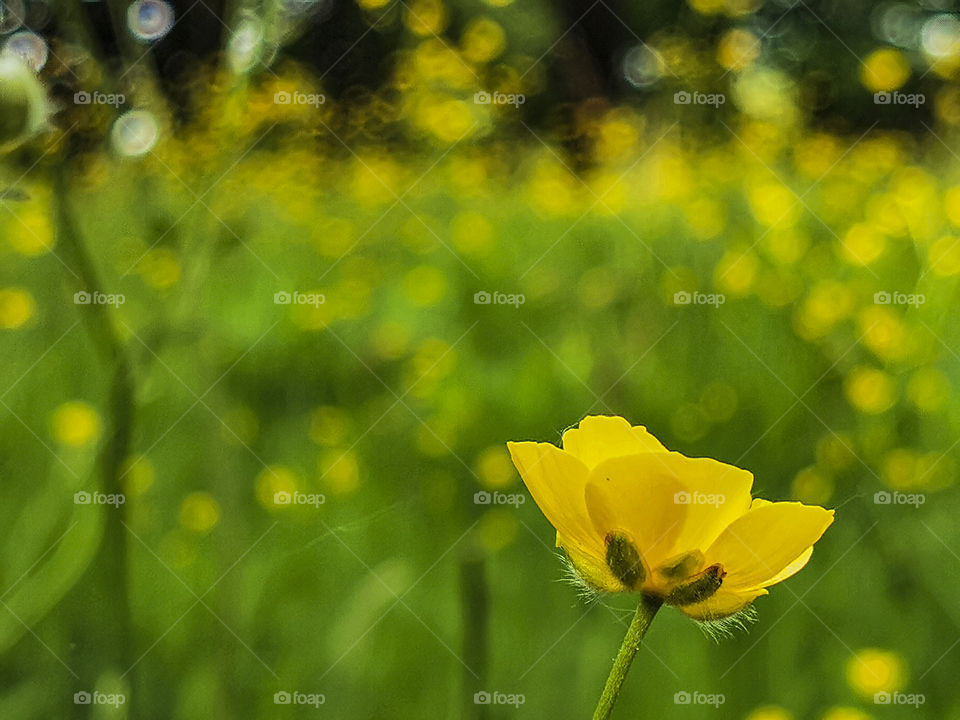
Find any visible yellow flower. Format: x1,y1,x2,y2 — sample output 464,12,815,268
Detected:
507,415,834,620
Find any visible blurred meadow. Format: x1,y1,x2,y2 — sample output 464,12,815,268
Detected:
2,0,960,718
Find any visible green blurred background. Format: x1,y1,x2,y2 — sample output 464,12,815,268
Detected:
2,0,960,718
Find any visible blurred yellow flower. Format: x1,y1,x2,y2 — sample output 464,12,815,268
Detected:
860,48,910,92
256,465,299,510
0,287,36,329
746,706,794,720
508,416,834,620
858,307,909,361
404,0,448,36
821,708,873,720
907,367,949,412
749,182,801,227
461,17,505,64
717,29,759,71
882,449,919,490
450,212,495,255
816,433,856,472
846,648,907,698
943,186,960,226
7,205,55,256
688,0,724,14
122,454,156,496
928,236,960,275
475,445,516,489
319,449,360,496
795,281,854,340
845,366,897,414
792,466,834,505
50,401,101,448
180,492,220,534
403,265,448,306
715,249,759,296
841,224,886,266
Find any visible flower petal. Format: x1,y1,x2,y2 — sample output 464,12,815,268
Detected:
676,587,768,620
583,455,690,573
652,454,754,558
507,441,601,558
582,452,754,581
758,545,814,588
704,502,834,591
561,415,668,470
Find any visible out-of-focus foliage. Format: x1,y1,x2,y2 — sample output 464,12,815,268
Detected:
2,0,960,718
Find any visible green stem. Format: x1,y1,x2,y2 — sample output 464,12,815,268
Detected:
592,594,662,720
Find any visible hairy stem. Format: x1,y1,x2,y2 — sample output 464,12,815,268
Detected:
592,594,662,720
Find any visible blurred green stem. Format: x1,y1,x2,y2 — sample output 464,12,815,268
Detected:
460,547,488,720
54,164,135,671
592,595,661,720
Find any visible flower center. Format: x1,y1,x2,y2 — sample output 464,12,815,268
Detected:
605,532,646,589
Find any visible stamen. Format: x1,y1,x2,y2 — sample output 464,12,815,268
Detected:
665,564,725,606
605,532,646,589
